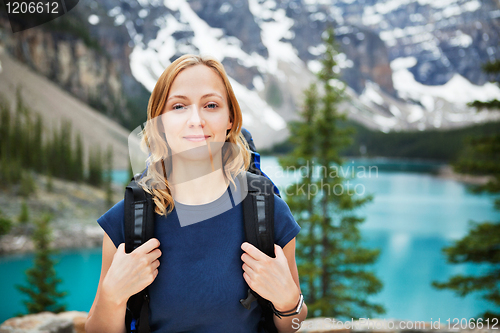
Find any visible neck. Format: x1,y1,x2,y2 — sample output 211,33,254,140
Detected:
172,169,229,205
169,151,228,205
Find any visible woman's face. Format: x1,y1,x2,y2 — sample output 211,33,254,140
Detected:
160,64,233,157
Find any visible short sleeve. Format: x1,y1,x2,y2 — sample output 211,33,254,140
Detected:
273,194,301,248
97,199,125,248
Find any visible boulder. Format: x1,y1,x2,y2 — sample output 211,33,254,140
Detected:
0,311,87,333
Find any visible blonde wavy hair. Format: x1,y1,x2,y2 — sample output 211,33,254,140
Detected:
137,54,250,216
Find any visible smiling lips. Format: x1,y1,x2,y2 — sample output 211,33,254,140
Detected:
184,135,210,142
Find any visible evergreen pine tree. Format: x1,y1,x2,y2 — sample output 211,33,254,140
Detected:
19,170,36,197
87,145,103,187
18,201,29,225
12,103,22,161
33,114,43,173
0,93,22,186
105,145,114,208
15,86,32,170
46,171,53,193
17,200,30,235
74,133,84,182
59,120,73,180
0,95,10,156
16,214,67,314
279,27,384,318
47,125,59,178
279,83,321,306
432,58,500,320
0,87,102,188
23,112,33,169
0,209,12,236
469,60,500,109
0,96,12,186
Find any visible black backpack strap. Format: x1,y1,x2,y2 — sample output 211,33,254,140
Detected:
240,172,279,333
124,178,155,253
242,172,275,257
124,177,155,333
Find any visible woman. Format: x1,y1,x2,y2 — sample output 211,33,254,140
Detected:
85,54,308,333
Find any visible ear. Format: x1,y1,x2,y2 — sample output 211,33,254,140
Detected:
227,119,233,131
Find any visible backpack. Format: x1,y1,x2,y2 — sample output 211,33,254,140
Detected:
123,129,280,333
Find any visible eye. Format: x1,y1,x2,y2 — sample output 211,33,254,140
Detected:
173,104,186,110
205,102,218,109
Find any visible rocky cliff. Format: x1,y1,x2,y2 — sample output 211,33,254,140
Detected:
0,8,149,131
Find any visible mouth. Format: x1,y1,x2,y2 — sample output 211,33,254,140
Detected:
184,135,210,142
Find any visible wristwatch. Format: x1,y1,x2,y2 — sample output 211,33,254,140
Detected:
270,293,304,319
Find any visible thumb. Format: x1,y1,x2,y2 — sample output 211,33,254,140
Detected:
117,243,126,254
274,244,285,259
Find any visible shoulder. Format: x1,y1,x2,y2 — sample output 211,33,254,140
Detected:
98,199,125,223
97,199,125,248
273,194,292,216
272,194,301,249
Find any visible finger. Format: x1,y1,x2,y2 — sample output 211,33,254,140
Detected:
243,271,252,286
146,248,162,263
242,262,255,274
241,242,266,261
152,268,159,280
135,238,161,254
242,264,256,282
241,252,258,267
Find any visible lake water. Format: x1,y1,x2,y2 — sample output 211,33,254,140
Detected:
0,248,102,323
1,157,499,323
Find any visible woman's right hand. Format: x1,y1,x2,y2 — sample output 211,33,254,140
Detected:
101,238,162,305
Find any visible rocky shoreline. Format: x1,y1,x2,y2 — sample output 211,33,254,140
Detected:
1,312,498,333
0,312,87,333
0,225,104,255
436,165,493,186
0,173,120,256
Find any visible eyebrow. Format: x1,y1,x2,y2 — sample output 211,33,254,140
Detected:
167,93,223,102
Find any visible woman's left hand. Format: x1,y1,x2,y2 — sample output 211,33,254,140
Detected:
241,242,300,312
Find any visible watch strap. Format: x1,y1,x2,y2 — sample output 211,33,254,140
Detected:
270,293,304,319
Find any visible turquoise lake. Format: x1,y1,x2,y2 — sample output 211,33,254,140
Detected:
1,157,499,323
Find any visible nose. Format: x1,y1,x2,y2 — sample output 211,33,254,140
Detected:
187,106,205,128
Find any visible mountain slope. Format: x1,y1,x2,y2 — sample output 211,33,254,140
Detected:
2,0,500,149
119,0,500,138
0,46,130,169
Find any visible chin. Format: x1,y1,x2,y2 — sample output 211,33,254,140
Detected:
176,145,212,161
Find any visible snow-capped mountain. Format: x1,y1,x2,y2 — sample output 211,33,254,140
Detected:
4,0,500,147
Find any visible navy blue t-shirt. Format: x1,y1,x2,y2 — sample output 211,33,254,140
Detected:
97,185,301,333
